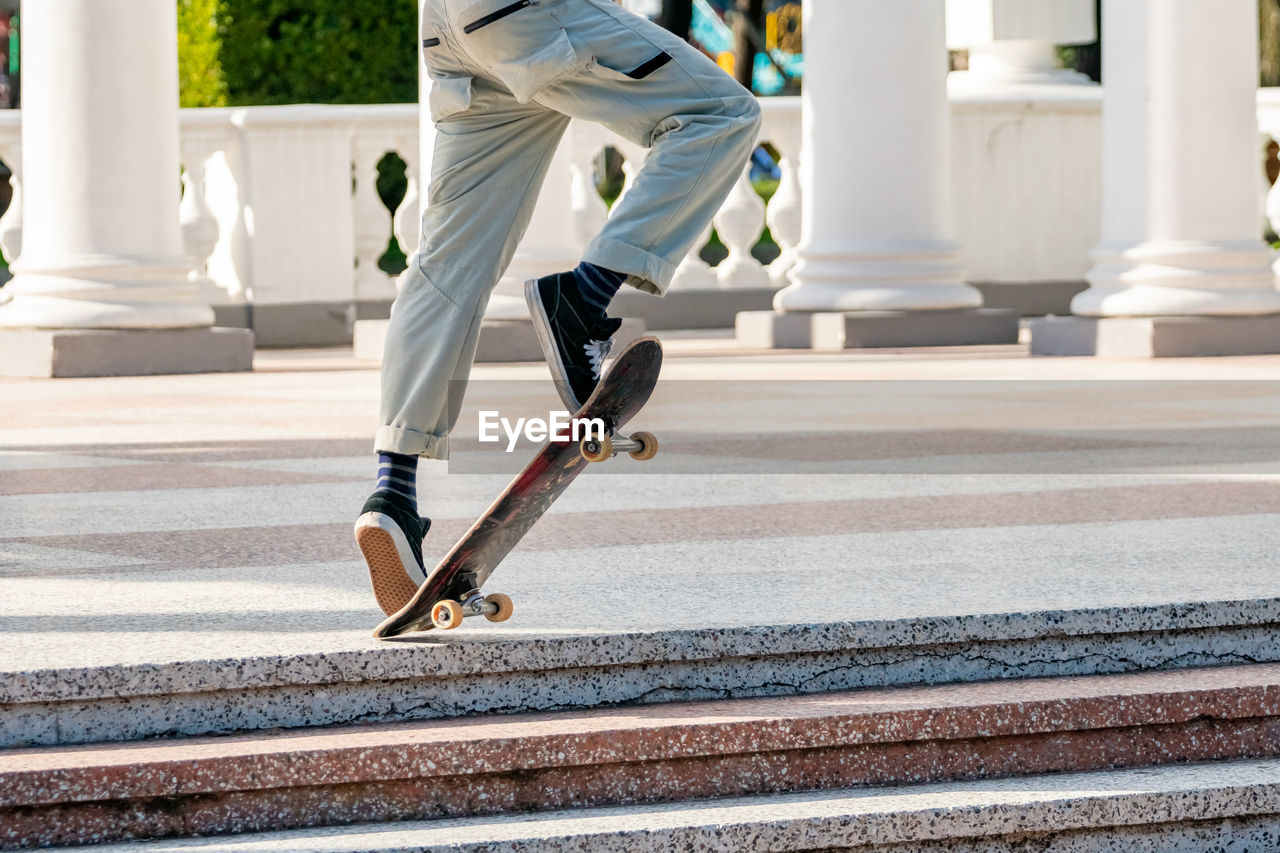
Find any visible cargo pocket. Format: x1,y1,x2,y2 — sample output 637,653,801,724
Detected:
426,69,474,122
588,51,674,82
457,0,586,103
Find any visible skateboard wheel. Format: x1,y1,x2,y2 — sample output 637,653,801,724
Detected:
629,431,658,461
581,434,613,463
484,592,514,623
431,599,464,630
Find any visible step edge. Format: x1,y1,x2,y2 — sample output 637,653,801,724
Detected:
5,597,1280,704
60,759,1280,853
5,679,1279,808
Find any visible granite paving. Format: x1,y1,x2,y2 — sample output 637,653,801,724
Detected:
4,665,1279,847
2,346,1280,740
73,758,1280,852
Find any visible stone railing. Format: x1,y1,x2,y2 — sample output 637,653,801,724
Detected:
3,88,1280,344
0,101,799,344
1254,88,1280,238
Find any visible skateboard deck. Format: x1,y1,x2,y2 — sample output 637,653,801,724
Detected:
372,335,663,639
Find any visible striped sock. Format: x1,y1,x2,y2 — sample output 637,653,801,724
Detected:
571,262,626,318
375,452,418,510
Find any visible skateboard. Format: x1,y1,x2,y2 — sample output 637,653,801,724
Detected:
372,335,663,639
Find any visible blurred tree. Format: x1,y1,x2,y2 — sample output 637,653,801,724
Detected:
1263,0,1280,86
218,0,417,105
177,0,227,107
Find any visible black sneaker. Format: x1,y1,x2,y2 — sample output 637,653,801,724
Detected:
354,491,432,616
526,273,623,411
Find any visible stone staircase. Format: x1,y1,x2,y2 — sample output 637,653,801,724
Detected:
4,600,1280,850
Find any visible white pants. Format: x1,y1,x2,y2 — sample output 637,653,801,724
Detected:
377,0,762,457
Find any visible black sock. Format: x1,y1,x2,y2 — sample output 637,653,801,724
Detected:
570,262,626,318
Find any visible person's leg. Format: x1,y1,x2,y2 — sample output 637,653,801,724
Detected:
541,0,763,295
357,63,571,615
454,0,761,408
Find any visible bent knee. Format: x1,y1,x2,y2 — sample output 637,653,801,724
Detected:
724,93,763,145
739,96,763,134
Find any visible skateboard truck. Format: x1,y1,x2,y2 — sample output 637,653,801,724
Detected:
430,589,514,630
580,430,658,464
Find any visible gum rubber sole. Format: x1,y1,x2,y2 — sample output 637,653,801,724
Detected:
355,525,420,616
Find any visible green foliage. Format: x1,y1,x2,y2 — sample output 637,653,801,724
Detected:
1264,0,1280,87
177,0,228,107
217,0,418,105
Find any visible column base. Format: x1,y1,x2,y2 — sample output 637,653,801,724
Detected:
736,308,1020,350
1029,315,1280,357
813,309,1019,349
353,318,647,364
972,281,1089,317
735,311,816,349
612,286,776,331
0,327,254,378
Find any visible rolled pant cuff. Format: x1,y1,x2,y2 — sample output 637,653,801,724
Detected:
375,425,451,460
583,236,678,296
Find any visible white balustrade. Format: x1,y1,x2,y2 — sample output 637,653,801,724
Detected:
349,108,420,307
713,164,770,288
1261,131,1275,238
0,112,21,273
393,132,420,264
180,130,228,305
667,221,717,291
1257,90,1280,238
611,139,645,212
764,122,803,287
2,87,1280,338
569,125,610,251
567,97,802,293
353,138,391,303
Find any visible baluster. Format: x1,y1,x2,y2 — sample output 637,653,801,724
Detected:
353,135,395,302
667,221,716,291
1262,130,1276,238
202,146,250,304
766,142,802,288
393,136,420,266
611,140,644,212
1266,130,1280,239
0,146,21,268
713,164,769,289
179,139,225,303
570,131,609,252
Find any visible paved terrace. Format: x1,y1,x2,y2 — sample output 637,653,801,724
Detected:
2,338,1280,733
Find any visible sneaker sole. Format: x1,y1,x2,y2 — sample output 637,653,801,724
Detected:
525,278,582,412
354,512,426,616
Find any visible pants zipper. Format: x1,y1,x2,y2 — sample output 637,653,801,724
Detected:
463,0,536,34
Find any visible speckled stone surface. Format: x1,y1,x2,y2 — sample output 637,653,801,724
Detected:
7,357,1280,750
3,599,1280,746
3,665,1279,847
70,759,1280,852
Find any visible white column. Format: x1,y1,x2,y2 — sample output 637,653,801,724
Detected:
774,0,981,313
946,0,1095,88
1072,0,1280,318
0,0,211,330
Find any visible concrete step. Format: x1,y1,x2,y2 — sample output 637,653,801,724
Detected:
59,759,1280,852
4,664,1279,848
4,598,1279,748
